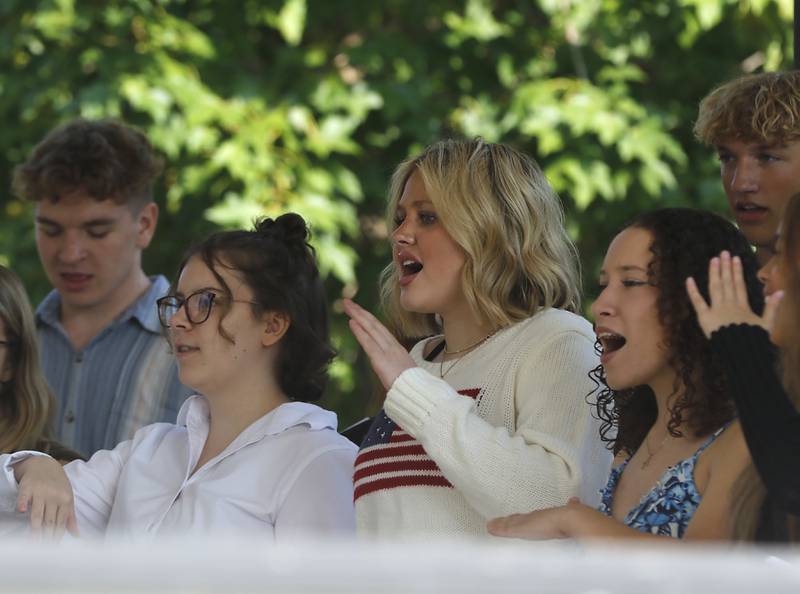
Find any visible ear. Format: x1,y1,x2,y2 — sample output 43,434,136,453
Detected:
135,202,159,249
261,311,290,347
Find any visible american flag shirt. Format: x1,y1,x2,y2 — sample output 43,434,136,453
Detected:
353,388,481,502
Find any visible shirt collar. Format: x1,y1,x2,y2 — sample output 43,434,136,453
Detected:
177,395,338,438
36,275,170,335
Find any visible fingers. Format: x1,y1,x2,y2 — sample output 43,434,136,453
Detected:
763,290,784,332
343,299,396,353
54,505,69,540
707,256,721,303
17,489,31,514
486,514,523,537
730,255,750,305
685,277,710,317
66,511,80,537
29,495,45,534
718,251,734,302
348,318,382,358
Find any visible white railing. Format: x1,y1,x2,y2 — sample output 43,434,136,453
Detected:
0,537,798,593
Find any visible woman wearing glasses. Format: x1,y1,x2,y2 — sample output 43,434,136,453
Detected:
0,214,356,540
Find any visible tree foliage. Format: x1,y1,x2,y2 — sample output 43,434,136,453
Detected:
0,0,792,424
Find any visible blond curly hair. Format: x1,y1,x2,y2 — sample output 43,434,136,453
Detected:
694,71,800,145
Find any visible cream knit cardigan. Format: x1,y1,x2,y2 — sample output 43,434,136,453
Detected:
355,308,612,537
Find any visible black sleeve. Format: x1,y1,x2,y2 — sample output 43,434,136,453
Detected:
710,323,800,513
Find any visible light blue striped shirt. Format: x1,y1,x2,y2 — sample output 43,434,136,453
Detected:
36,275,192,457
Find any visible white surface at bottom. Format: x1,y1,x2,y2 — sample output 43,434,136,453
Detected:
0,537,798,593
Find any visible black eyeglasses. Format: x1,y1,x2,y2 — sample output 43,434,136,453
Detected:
157,289,261,328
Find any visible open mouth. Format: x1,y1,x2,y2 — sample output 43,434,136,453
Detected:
597,331,627,355
175,345,199,355
398,253,423,286
735,202,768,218
402,260,423,275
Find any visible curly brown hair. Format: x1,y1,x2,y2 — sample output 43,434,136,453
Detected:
12,118,163,210
592,208,764,456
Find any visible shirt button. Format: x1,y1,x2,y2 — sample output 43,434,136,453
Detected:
75,353,83,363
65,412,76,423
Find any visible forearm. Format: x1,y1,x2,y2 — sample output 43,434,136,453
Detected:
710,324,800,511
385,368,589,518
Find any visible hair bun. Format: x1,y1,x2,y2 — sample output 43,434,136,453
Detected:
254,213,310,246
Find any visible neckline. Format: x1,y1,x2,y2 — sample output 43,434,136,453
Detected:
608,424,729,524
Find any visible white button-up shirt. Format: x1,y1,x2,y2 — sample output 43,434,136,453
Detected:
0,396,357,540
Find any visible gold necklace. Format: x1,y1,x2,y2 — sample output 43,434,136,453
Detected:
439,330,498,379
640,432,670,470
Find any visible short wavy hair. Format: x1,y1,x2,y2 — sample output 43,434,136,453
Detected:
171,213,334,402
694,71,800,145
379,138,581,338
12,118,163,210
592,209,764,456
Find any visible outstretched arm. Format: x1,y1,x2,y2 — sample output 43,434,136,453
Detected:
0,453,77,539
487,498,669,542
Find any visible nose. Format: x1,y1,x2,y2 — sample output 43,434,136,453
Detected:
391,218,416,249
590,285,615,320
57,230,88,264
729,159,759,193
757,256,775,294
168,301,191,330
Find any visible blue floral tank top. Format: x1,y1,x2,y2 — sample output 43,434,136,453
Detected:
597,425,728,538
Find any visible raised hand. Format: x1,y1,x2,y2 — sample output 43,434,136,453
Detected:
14,456,78,539
686,251,783,339
342,298,416,390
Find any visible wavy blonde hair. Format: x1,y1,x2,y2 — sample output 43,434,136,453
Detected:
694,71,800,145
379,138,581,338
0,266,55,453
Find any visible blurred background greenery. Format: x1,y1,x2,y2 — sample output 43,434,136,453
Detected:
0,0,793,425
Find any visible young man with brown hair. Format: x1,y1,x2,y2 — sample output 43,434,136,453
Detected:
695,71,800,265
12,119,191,456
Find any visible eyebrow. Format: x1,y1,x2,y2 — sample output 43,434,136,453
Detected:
173,286,222,298
717,143,788,152
396,199,434,209
35,216,117,228
598,265,649,276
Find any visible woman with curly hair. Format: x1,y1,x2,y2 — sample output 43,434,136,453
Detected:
687,193,800,542
489,208,759,541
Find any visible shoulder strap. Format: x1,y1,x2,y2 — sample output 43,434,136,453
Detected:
693,423,730,458
424,339,446,362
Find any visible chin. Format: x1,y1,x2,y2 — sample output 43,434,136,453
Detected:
398,293,437,315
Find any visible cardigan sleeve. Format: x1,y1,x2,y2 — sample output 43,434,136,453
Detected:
384,328,609,519
710,323,800,513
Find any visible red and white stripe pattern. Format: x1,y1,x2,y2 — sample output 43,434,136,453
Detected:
353,388,480,501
